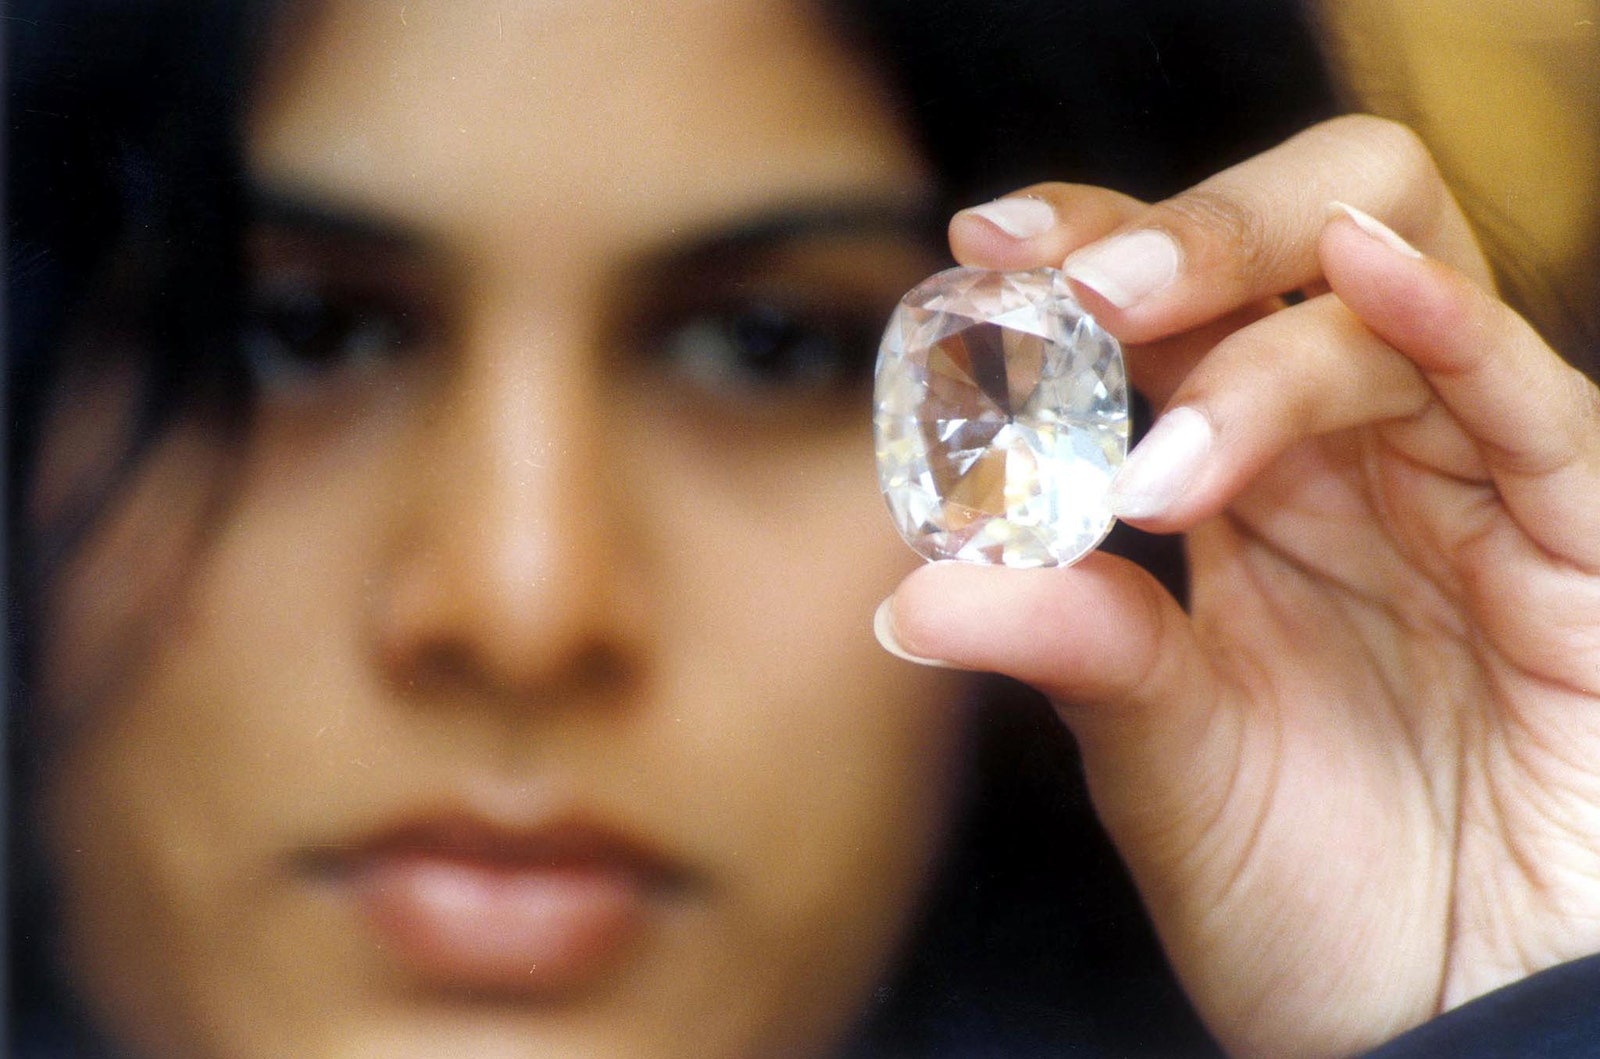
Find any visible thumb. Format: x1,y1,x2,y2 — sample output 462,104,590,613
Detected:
878,554,1229,827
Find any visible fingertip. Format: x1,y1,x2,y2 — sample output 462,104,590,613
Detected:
948,199,1056,270
1318,207,1482,375
1108,406,1215,524
873,595,960,669
1062,228,1183,311
949,184,1147,272
1326,201,1424,259
886,555,1193,717
962,196,1056,240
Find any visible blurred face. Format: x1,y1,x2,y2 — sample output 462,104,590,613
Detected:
33,1,968,1056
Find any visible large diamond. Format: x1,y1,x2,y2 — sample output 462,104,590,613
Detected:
874,266,1128,567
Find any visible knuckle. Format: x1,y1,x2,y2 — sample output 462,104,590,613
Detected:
1155,187,1279,288
1321,114,1445,200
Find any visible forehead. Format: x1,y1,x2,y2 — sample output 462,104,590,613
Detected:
247,0,930,263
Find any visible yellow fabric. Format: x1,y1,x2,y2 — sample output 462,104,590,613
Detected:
1317,0,1600,344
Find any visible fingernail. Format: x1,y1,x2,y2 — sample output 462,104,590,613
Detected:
962,196,1056,239
873,598,957,669
960,196,1062,239
1329,201,1424,259
1108,406,1213,519
1063,229,1181,309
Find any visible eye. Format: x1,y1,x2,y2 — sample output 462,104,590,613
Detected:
240,217,441,395
242,277,423,391
656,298,878,402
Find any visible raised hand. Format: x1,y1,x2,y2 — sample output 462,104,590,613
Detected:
877,115,1600,1057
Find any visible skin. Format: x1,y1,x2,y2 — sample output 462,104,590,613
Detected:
39,3,1600,1057
32,1,969,1056
890,113,1600,1057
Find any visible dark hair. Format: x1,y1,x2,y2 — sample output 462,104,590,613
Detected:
6,1,1336,1054
839,0,1336,203
8,2,261,1051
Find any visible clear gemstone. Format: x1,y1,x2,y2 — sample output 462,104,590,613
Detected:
874,266,1128,567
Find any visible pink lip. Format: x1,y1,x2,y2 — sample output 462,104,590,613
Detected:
309,813,688,995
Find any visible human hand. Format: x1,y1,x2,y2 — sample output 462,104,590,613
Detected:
876,115,1600,1057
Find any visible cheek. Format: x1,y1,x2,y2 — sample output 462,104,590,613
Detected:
640,409,967,801
30,399,408,1055
33,415,239,736
637,418,971,970
31,429,265,1056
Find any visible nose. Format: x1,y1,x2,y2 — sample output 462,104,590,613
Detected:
370,309,646,704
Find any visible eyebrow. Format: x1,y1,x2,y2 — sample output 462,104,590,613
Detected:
657,198,946,270
246,182,429,254
247,182,945,268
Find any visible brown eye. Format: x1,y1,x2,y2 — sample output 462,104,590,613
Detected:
655,299,878,401
239,212,442,395
242,278,422,391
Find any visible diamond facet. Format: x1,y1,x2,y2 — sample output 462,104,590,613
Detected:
873,266,1128,567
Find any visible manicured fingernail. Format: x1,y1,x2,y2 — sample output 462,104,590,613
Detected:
1063,229,1181,309
873,598,956,669
1329,201,1423,259
962,196,1056,239
1108,406,1213,519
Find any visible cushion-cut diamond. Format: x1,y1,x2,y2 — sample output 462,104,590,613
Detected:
874,266,1128,567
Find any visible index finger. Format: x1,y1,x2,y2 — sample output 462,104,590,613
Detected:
1061,115,1493,343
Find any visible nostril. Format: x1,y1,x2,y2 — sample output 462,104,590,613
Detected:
366,528,647,708
382,634,640,707
365,489,651,712
566,640,641,701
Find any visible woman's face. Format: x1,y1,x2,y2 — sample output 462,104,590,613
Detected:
34,1,968,1055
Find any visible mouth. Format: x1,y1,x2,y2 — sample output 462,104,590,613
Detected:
301,810,693,996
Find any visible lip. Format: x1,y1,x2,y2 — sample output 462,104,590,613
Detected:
302,810,691,996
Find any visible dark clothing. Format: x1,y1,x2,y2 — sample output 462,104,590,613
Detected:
1363,953,1600,1059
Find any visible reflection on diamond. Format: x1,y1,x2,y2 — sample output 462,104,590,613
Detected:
874,266,1128,567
